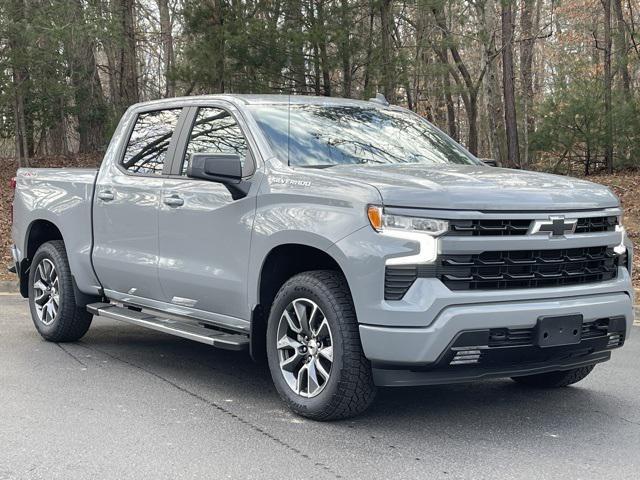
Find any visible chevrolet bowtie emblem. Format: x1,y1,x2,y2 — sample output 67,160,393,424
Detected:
529,216,578,236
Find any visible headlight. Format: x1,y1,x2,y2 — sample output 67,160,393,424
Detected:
367,205,447,266
614,224,627,256
367,205,448,236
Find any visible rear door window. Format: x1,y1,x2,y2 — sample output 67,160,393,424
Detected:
121,108,182,175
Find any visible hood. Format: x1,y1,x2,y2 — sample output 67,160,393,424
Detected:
324,164,619,211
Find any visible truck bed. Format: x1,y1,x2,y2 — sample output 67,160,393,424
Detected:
11,168,102,296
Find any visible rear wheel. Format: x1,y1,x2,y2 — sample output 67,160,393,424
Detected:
511,365,596,388
266,270,376,420
28,240,92,342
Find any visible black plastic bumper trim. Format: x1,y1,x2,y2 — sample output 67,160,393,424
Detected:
372,351,611,387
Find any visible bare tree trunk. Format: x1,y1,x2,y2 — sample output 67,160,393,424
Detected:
602,0,614,173
613,0,631,93
479,0,505,164
501,0,520,168
285,0,307,93
8,0,30,166
379,0,396,102
308,1,322,95
118,0,140,106
443,68,457,141
157,0,175,97
315,0,331,96
340,0,352,97
363,2,375,98
519,0,535,166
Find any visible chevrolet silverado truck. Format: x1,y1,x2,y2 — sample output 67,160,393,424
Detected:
10,95,635,420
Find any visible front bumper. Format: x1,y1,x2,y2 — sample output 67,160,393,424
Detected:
330,207,634,387
359,291,633,386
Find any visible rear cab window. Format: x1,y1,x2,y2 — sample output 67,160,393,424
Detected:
121,108,182,175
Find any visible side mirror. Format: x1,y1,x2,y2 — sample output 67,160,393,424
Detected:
187,153,251,199
480,158,498,167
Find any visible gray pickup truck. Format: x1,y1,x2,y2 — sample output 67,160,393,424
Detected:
10,95,635,420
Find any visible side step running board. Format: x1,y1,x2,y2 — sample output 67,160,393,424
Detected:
87,302,249,351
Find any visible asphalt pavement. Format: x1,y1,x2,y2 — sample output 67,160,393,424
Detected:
1,293,639,480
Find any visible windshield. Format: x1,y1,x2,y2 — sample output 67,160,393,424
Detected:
249,104,480,167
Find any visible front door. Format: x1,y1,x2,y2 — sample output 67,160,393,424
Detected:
157,105,257,322
93,107,184,301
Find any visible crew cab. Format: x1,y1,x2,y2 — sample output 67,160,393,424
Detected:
10,95,635,420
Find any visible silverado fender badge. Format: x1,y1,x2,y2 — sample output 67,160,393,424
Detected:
270,177,311,187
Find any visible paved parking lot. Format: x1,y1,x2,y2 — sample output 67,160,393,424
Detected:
1,293,639,480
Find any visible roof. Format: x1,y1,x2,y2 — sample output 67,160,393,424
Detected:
129,94,390,110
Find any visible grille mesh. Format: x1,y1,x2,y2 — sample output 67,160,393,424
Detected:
384,246,618,299
448,216,618,236
437,246,617,291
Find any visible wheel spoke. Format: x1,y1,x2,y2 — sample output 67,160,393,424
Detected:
308,303,321,333
314,318,331,338
46,298,57,320
34,292,49,306
318,345,333,362
33,280,49,306
293,300,311,335
277,334,302,351
280,350,304,373
37,263,47,284
296,364,308,395
314,357,330,381
282,310,301,334
306,359,321,394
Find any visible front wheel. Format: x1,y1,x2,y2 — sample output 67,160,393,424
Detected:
266,270,376,420
511,365,596,388
28,240,92,342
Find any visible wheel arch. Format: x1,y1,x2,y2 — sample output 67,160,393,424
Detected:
19,219,64,297
249,242,351,362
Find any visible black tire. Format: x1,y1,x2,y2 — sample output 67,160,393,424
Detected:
511,365,596,388
266,270,376,420
28,240,92,342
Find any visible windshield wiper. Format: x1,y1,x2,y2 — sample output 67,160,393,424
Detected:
295,164,336,169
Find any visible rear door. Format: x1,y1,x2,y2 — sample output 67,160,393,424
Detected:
157,104,258,322
93,107,186,301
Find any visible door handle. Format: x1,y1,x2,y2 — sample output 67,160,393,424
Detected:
163,195,184,207
97,190,114,202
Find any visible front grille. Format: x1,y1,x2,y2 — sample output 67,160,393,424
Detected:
384,246,618,298
437,246,617,291
448,216,618,236
575,216,618,233
449,219,531,236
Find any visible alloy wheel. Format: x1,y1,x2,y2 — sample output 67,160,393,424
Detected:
32,258,59,326
276,298,334,398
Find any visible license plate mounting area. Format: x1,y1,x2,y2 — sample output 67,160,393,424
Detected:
536,314,583,348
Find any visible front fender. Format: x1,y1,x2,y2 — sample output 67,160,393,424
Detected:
247,170,380,308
